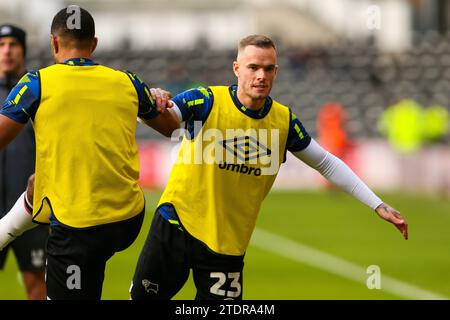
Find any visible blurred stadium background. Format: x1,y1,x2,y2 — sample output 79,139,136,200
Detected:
0,0,449,299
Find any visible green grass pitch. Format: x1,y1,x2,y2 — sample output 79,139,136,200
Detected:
1,190,449,300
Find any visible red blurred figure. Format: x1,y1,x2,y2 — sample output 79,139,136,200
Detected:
317,102,349,159
317,102,353,188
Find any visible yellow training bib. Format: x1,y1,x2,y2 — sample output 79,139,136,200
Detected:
32,64,144,228
159,86,290,255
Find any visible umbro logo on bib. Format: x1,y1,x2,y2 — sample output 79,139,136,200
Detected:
218,136,273,176
221,135,271,162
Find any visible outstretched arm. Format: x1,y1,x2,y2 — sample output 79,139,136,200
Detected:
140,108,180,138
293,139,408,240
125,72,181,137
140,88,180,137
146,86,215,141
374,203,408,240
0,174,37,250
0,114,25,151
0,71,40,150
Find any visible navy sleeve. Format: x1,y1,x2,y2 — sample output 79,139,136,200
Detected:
124,71,159,120
0,71,40,123
172,86,213,122
286,110,312,152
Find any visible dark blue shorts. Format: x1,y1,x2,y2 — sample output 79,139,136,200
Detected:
0,225,48,272
131,204,244,300
45,210,144,300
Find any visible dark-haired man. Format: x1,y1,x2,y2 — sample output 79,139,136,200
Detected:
130,35,408,300
0,24,47,300
0,6,179,299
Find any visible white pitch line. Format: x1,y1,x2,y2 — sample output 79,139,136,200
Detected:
251,228,448,300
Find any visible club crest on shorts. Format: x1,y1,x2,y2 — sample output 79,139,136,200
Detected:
142,279,159,294
31,249,45,268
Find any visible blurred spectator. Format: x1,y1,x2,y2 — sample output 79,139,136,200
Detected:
378,99,426,192
422,104,450,196
423,104,449,144
317,102,350,160
0,24,46,300
378,99,424,154
316,102,354,189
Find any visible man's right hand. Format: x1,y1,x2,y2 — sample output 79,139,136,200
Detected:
150,88,173,113
375,203,408,240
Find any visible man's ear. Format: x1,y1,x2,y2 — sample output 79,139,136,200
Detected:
91,37,98,54
274,64,279,79
232,61,239,77
50,35,59,55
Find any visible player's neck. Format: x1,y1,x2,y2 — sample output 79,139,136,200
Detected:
55,49,93,64
236,89,265,110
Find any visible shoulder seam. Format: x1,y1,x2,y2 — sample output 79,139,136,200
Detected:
122,71,140,109
36,70,41,119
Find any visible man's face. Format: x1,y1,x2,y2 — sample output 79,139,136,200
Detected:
233,45,278,105
0,37,24,76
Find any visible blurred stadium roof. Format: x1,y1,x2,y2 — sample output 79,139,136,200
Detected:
0,0,427,51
